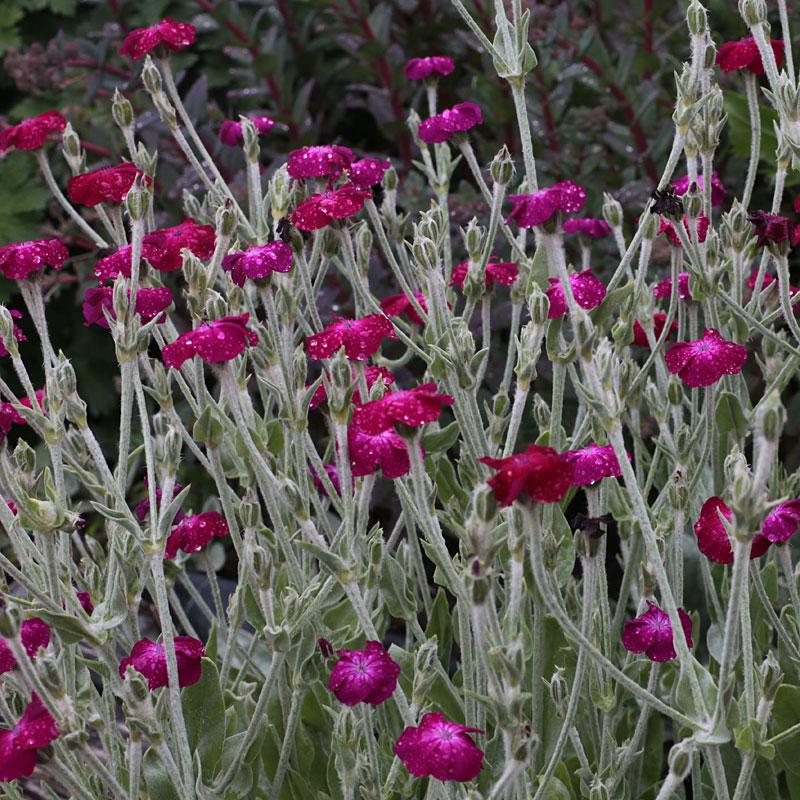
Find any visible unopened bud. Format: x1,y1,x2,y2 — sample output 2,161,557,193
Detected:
0,307,20,357
738,0,767,26
757,391,786,441
13,439,36,474
667,739,694,782
216,201,237,238
141,56,163,94
760,651,783,700
462,218,485,260
125,181,149,221
112,89,134,130
683,186,702,219
602,193,623,229
382,165,398,191
687,1,707,36
490,145,515,186
412,236,439,272
528,285,550,325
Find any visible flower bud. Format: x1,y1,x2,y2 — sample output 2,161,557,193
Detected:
490,144,516,186
354,223,372,271
602,193,623,228
547,667,569,715
528,285,550,325
532,393,550,431
687,1,708,36
756,390,786,442
13,439,36,475
382,165,398,191
412,236,440,272
0,307,20,358
141,56,163,95
239,117,260,162
216,201,237,238
112,89,134,130
642,212,660,240
738,0,767,26
667,739,694,782
760,651,783,700
125,180,149,222
462,218,485,261
682,186,703,219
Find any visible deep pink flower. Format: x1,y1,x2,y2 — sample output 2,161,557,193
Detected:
0,619,51,675
748,211,798,248
119,18,196,60
219,116,275,147
694,496,771,564
633,313,678,348
290,184,372,231
311,463,342,496
222,241,293,286
480,444,574,507
162,314,259,369
664,328,747,387
348,423,420,479
716,37,784,77
761,500,800,544
653,272,692,301
0,111,66,154
546,270,606,318
67,163,149,207
747,268,776,291
82,287,172,329
0,390,44,440
450,257,519,289
380,292,427,326
306,314,395,361
310,365,395,410
507,181,587,228
418,103,482,144
327,641,400,706
0,695,59,782
658,215,709,247
77,592,94,614
134,481,185,524
351,384,454,435
562,217,612,238
563,444,623,487
348,158,392,189
0,310,26,357
164,511,230,560
119,637,205,690
395,712,484,782
286,145,354,180
0,239,68,280
621,601,694,663
403,56,455,80
673,172,726,207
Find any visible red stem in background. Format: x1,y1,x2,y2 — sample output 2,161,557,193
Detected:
80,140,112,158
534,69,559,154
644,0,654,54
66,58,131,80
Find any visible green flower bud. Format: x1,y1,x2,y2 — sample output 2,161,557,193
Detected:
602,193,623,229
462,218,485,261
642,212,660,240
682,187,703,219
532,393,550,431
738,0,767,26
687,1,708,36
112,89,134,130
412,236,439,272
757,390,786,442
0,306,20,358
141,56,163,95
667,739,694,782
382,165,398,191
125,180,149,222
760,651,783,701
13,439,36,475
216,201,237,238
490,144,515,186
528,285,550,325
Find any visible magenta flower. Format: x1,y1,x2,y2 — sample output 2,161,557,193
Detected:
162,314,259,369
77,592,94,614
418,103,483,144
480,444,574,507
621,601,694,662
664,328,747,387
694,496,771,564
286,145,354,180
0,310,26,357
219,115,275,147
0,695,59,783
748,211,798,248
716,37,784,76
327,641,401,706
305,314,396,361
348,157,392,189
450,257,519,289
222,241,293,286
82,287,172,329
0,239,68,280
0,111,66,154
380,291,427,326
119,637,205,690
310,463,343,496
164,511,230,560
135,481,186,524
67,163,149,207
562,217,612,238
563,444,623,487
0,619,50,675
507,181,587,228
546,270,606,318
653,272,692,301
351,384,454,435
633,313,678,348
403,56,455,80
673,172,726,207
348,424,418,479
658,215,709,247
309,365,395,410
0,390,44,440
290,184,372,231
762,500,800,543
395,712,484,782
119,17,196,60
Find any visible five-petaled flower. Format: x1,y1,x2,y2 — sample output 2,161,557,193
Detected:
165,511,230,560
119,18,196,60
380,292,427,326
653,272,692,301
748,211,798,248
450,258,519,290
0,111,66,154
480,444,574,507
162,314,259,369
219,116,275,147
762,500,800,543
0,310,26,357
0,619,50,675
507,181,586,228
673,172,726,207
290,184,372,231
351,384,453,435
286,145,354,181
716,37,784,77
310,365,395,410
632,313,678,348
222,241,293,286
0,695,59,783
82,287,172,329
418,102,483,144
658,215,709,247
621,601,694,662
403,56,455,80
0,239,68,280
545,270,606,319
694,496,770,564
395,712,484,782
119,637,205,689
348,158,392,189
327,641,401,706
67,163,149,207
562,217,612,238
563,444,623,487
306,314,396,361
348,424,419,479
664,328,747,387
